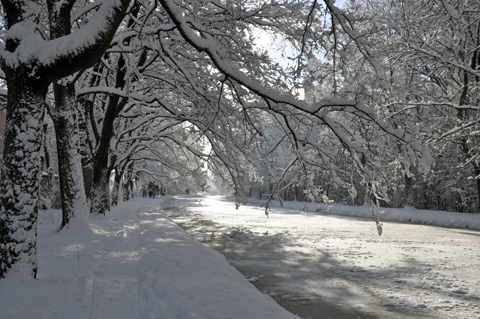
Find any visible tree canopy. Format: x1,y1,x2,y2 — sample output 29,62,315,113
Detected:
1,0,478,279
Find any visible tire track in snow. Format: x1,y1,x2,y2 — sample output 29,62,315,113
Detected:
82,269,94,319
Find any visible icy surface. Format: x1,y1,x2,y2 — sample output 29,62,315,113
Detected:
172,196,480,319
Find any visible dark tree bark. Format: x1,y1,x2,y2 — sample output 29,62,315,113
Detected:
89,4,146,215
0,74,48,279
52,82,89,229
111,165,125,207
90,97,125,215
404,171,415,208
48,0,89,229
0,0,131,279
123,162,135,202
77,62,102,204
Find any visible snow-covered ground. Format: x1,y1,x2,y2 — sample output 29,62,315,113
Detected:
1,195,480,319
0,197,297,319
169,196,480,319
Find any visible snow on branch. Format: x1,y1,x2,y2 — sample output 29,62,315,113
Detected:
159,0,433,168
1,0,131,81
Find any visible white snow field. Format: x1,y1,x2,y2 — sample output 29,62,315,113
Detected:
168,196,480,319
1,195,480,319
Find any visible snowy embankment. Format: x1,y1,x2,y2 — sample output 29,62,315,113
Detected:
0,198,298,319
248,198,480,230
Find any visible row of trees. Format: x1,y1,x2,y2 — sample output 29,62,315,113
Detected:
242,0,480,214
297,0,480,212
0,0,473,280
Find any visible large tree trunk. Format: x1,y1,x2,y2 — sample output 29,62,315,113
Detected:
48,0,89,229
90,163,110,216
0,76,47,278
52,82,89,229
123,162,134,202
0,0,131,280
79,120,94,205
111,167,124,207
89,82,126,216
77,60,103,205
89,6,144,216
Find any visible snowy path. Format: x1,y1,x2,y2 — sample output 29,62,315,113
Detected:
83,203,144,319
1,198,298,319
170,196,480,319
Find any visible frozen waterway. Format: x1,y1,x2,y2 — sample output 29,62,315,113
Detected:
168,196,480,319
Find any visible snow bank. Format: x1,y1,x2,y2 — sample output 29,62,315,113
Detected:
0,198,298,319
248,198,480,230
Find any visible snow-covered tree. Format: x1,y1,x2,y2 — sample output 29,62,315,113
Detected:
309,0,480,212
1,0,438,280
0,0,131,278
